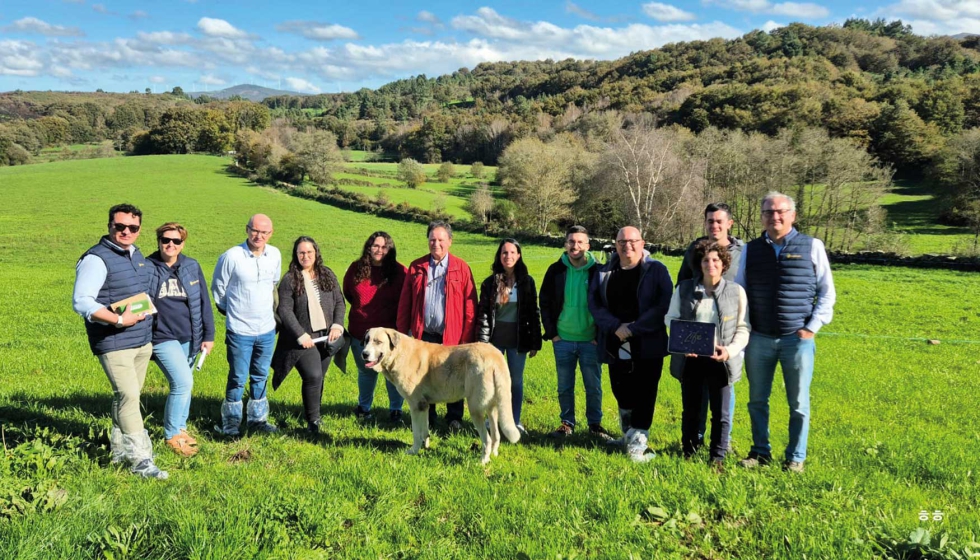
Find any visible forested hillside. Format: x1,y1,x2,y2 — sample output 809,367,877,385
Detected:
3,19,979,249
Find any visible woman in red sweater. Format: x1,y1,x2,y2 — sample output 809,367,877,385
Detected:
344,231,408,422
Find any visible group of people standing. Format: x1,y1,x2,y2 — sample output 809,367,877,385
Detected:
72,190,835,480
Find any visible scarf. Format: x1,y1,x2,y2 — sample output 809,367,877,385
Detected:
302,270,328,333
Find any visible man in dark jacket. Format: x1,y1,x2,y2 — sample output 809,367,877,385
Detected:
539,226,612,440
675,202,745,450
589,226,673,462
72,203,166,479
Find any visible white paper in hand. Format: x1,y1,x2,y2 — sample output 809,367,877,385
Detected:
195,348,208,371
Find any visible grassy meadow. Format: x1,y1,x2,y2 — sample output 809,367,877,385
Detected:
0,155,978,559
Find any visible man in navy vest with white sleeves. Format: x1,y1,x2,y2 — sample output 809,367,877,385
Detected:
735,192,836,473
73,203,167,479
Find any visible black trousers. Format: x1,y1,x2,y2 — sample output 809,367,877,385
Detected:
421,331,465,424
680,357,732,460
608,356,664,430
294,343,333,424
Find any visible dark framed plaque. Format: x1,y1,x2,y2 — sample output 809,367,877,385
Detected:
668,320,716,357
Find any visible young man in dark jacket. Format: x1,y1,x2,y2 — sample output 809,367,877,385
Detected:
539,226,612,440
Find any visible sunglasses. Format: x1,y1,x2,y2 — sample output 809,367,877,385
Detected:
159,237,184,246
111,223,140,234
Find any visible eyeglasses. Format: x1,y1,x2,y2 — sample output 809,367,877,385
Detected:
616,239,642,247
159,237,184,246
370,244,388,251
111,223,140,234
247,226,272,236
762,209,792,218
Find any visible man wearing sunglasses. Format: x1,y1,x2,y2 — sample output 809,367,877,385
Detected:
212,214,282,436
72,203,167,479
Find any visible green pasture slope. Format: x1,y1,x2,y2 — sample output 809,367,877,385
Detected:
331,154,499,221
0,155,978,558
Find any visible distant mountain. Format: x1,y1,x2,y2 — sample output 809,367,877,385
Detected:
951,33,978,40
186,84,306,102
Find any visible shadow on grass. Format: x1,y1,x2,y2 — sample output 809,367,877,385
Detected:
882,180,968,236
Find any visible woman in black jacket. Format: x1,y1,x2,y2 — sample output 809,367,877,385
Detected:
476,238,542,434
272,236,346,434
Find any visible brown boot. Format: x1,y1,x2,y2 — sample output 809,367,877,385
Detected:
165,433,199,457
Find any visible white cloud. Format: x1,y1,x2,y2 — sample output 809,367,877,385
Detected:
135,31,193,45
284,76,321,93
417,11,442,24
566,2,603,22
873,1,980,35
247,66,281,80
643,2,697,22
149,75,167,83
3,17,85,37
92,4,114,15
197,17,250,39
276,21,360,41
129,11,149,20
762,20,785,31
770,2,831,18
0,40,45,76
706,0,830,18
198,73,226,86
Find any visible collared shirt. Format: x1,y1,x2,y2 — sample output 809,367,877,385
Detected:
72,239,136,321
423,254,449,334
734,228,836,333
212,241,282,336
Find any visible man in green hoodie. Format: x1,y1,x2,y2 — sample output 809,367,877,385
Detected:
539,226,612,439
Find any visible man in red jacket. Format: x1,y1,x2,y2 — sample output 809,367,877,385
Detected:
397,220,478,430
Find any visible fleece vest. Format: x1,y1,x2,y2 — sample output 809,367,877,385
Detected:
668,278,744,384
80,236,153,355
149,254,206,352
744,232,816,336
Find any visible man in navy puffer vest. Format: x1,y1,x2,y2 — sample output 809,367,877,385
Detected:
72,204,168,480
735,192,836,474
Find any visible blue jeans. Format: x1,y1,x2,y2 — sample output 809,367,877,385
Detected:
745,332,815,463
351,338,404,411
554,339,603,427
699,384,736,442
493,344,527,426
152,340,195,440
225,330,276,403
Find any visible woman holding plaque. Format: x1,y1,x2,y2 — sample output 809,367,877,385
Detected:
272,236,347,435
665,241,750,467
147,222,216,457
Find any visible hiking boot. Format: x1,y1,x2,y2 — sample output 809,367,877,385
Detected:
549,421,573,438
389,410,403,423
447,419,464,432
589,423,614,442
739,452,773,469
783,461,805,473
307,420,321,435
354,406,373,420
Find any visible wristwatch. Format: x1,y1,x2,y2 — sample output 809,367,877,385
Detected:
115,314,125,328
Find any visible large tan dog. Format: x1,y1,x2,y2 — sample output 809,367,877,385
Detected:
360,327,520,463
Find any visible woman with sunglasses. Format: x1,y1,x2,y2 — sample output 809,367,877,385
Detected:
475,238,542,435
147,222,215,457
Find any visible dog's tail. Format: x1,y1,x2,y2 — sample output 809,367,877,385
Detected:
493,359,521,444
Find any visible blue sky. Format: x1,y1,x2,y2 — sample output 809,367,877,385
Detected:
1,0,977,94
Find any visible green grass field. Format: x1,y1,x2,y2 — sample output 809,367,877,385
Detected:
0,155,978,558
330,159,499,221
879,180,975,255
